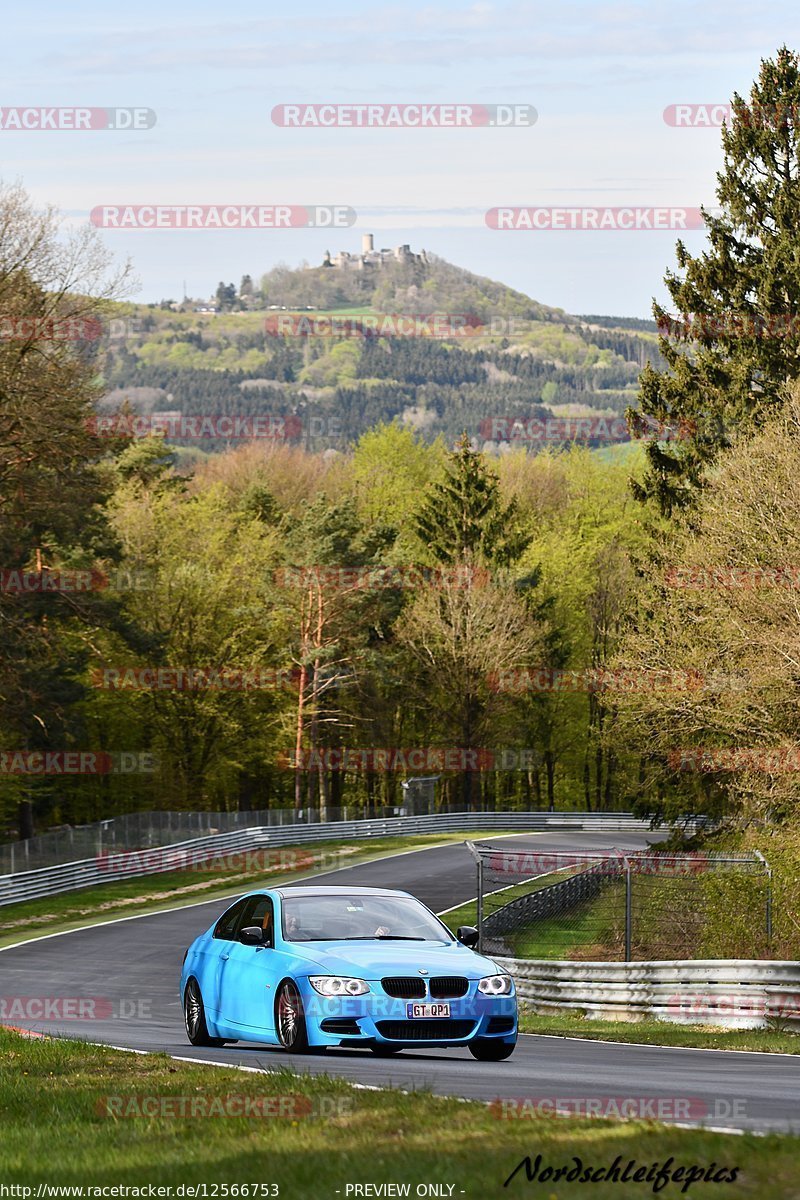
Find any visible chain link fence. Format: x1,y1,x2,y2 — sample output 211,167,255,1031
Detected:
0,806,416,875
467,843,772,962
0,805,675,876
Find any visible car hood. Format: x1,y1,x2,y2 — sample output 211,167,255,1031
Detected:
279,939,501,978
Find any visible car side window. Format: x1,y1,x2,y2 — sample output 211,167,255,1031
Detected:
237,895,274,947
213,898,247,941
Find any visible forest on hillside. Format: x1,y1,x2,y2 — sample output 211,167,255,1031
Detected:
8,47,800,888
102,303,664,452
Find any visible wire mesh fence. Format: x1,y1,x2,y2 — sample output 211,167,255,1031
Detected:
0,803,668,876
0,806,410,874
468,843,772,962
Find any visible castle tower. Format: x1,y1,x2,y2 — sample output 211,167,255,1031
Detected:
362,233,374,254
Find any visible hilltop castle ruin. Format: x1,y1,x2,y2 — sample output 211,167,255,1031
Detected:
320,234,429,272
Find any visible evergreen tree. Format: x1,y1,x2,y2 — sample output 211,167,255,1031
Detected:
113,435,182,491
407,437,534,809
215,281,237,311
632,47,800,515
414,434,530,566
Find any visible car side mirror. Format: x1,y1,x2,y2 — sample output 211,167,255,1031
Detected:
457,925,479,947
239,925,265,946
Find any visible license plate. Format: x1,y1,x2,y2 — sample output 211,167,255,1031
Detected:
406,1002,451,1019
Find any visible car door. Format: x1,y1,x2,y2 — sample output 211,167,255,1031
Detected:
218,894,278,1037
206,898,249,1017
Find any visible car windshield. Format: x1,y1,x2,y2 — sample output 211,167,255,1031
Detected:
280,894,454,943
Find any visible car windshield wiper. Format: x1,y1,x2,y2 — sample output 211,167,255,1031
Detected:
374,934,428,940
337,934,428,941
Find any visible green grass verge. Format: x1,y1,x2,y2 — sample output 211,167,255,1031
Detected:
1,1029,798,1194
443,870,624,959
507,881,625,959
0,831,504,949
519,1009,800,1055
441,870,571,930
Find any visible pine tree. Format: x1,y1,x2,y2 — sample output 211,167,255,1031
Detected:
632,47,800,515
410,435,533,810
414,434,529,566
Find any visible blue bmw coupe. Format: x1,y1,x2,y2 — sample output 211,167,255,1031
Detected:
180,885,517,1060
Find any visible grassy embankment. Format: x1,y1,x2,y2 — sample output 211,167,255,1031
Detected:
1,1028,798,1195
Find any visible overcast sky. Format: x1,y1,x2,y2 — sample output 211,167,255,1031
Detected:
3,1,800,316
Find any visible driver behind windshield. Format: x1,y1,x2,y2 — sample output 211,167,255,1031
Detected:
281,895,448,942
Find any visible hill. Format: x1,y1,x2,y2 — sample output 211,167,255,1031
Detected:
98,247,664,453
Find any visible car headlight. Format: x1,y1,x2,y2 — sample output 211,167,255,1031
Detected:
308,976,369,997
478,974,514,996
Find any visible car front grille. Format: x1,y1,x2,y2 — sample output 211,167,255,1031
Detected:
376,1019,476,1041
429,976,469,999
381,976,427,999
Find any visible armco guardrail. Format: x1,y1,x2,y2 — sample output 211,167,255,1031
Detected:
1,806,693,874
0,811,668,906
496,957,800,1030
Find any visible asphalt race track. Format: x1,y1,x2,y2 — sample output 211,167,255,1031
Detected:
2,829,799,1135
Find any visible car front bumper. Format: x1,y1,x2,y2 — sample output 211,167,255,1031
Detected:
296,978,518,1047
